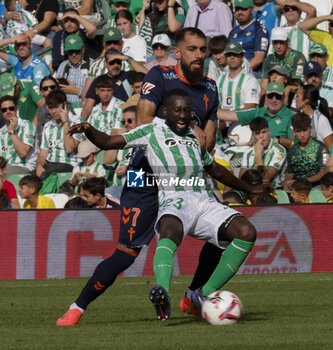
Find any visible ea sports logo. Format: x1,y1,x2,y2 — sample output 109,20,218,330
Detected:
241,207,313,274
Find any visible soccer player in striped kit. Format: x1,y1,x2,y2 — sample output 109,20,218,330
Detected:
67,88,259,321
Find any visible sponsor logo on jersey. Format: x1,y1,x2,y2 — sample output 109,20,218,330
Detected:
141,82,156,95
164,138,198,149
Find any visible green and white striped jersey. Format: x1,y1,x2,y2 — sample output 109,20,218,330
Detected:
0,116,36,170
71,160,106,180
88,97,123,134
41,114,84,166
6,9,38,38
241,139,287,188
217,71,259,110
123,122,214,195
285,23,312,60
320,66,333,108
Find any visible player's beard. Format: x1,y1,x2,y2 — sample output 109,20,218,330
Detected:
181,59,203,84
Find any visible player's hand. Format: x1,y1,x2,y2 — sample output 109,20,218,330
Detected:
5,11,21,21
68,123,91,136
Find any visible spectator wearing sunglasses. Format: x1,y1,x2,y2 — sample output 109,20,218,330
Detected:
277,0,316,60
0,95,37,176
55,34,92,108
52,8,97,71
218,82,294,150
299,13,333,66
145,34,176,71
0,33,50,84
261,27,307,95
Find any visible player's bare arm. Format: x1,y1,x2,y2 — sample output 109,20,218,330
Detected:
203,120,217,153
69,123,127,150
136,99,156,125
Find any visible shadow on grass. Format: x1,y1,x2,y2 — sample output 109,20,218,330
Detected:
242,312,271,322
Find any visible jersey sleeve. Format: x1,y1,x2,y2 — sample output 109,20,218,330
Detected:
21,121,35,147
242,76,260,105
41,125,49,150
123,124,154,147
139,67,166,108
3,180,17,200
236,108,258,126
201,149,213,167
269,144,287,171
7,54,19,67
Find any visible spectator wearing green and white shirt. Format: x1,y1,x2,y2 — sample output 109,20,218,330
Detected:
36,90,84,181
87,75,123,134
56,34,92,106
0,95,37,176
70,139,105,188
240,117,287,189
277,0,316,59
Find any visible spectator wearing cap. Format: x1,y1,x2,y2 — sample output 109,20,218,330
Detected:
184,0,233,40
303,61,333,110
277,0,316,59
253,0,281,36
205,35,252,81
216,41,260,169
87,74,123,135
70,139,106,189
55,34,93,107
309,44,333,92
228,0,269,76
80,27,129,109
52,8,97,71
145,34,176,71
299,13,333,66
218,82,294,149
261,27,306,94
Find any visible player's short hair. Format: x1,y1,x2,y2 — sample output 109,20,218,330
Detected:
321,172,333,187
45,90,67,108
175,27,206,45
94,75,114,89
162,88,190,107
208,35,228,54
249,117,269,133
81,177,108,196
291,112,311,131
290,178,312,194
0,156,8,170
19,175,43,192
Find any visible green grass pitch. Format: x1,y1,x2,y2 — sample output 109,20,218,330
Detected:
1,273,333,350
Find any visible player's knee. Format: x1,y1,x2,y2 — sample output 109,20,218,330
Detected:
158,214,184,246
224,216,257,242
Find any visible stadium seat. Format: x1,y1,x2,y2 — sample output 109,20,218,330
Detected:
44,193,69,208
309,190,326,203
275,189,290,204
7,174,26,191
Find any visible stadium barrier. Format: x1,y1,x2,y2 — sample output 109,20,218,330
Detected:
0,205,332,280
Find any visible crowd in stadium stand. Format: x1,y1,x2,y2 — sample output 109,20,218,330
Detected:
1,0,333,209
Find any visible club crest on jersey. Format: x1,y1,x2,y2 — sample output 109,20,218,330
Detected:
165,138,198,149
141,82,155,95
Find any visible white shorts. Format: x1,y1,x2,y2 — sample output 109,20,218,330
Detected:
155,192,243,248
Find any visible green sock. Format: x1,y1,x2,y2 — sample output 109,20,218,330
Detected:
202,238,254,296
153,238,178,292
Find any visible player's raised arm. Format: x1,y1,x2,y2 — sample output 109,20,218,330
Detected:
205,159,262,195
68,123,127,150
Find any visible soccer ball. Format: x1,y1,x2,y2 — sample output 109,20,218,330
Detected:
201,290,243,325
